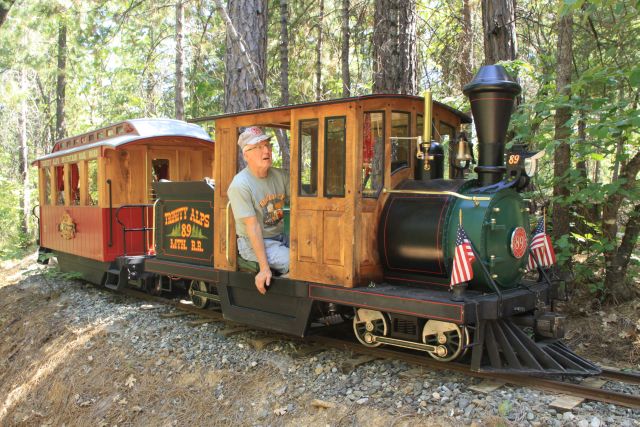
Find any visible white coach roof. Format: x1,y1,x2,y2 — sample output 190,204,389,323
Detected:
35,118,212,162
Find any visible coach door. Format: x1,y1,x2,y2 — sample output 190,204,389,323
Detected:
290,104,357,287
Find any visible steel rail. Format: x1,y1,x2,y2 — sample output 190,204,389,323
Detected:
110,288,640,409
600,368,640,385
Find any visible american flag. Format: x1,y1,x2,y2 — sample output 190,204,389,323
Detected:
527,217,556,270
450,224,476,287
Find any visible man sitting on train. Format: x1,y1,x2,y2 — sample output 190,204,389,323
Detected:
228,126,290,295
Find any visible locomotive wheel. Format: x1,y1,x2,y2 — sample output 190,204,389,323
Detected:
422,320,469,362
353,309,388,347
189,280,209,309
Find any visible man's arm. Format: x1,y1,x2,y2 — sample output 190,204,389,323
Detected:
242,215,272,294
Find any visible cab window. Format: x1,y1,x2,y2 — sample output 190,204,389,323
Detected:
439,121,455,142
391,112,410,172
362,111,384,197
324,116,346,197
298,119,319,196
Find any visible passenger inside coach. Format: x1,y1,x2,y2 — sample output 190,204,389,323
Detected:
228,126,290,295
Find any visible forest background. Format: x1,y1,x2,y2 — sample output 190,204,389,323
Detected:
0,0,637,302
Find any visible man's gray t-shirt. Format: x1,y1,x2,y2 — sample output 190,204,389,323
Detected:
227,167,289,238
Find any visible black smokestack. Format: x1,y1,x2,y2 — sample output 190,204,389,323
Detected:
463,65,521,187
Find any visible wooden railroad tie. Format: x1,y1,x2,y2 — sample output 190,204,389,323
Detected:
292,344,327,359
187,318,219,327
339,355,379,374
218,326,251,337
248,336,282,350
549,377,608,411
468,379,505,394
160,311,190,319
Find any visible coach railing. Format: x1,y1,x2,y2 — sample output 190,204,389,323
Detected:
115,204,154,257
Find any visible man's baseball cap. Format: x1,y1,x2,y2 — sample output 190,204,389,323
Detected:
238,126,272,152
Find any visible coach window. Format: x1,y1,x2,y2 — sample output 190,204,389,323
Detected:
391,112,411,172
324,116,346,197
42,166,51,205
55,165,65,205
68,163,80,205
298,119,318,196
152,159,169,182
362,111,384,197
87,159,98,206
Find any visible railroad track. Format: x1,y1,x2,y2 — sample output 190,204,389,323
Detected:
116,287,640,409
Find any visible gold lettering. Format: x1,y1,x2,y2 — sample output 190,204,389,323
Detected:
170,238,187,250
190,240,204,253
164,207,189,225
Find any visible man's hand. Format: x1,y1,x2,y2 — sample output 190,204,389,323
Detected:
255,268,272,294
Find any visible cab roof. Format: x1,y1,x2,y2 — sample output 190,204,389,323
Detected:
190,94,472,124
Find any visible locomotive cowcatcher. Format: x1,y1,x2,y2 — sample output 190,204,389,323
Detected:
34,66,600,376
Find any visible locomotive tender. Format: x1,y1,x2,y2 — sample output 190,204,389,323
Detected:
35,66,599,375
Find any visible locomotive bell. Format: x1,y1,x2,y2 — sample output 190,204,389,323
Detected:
455,137,472,162
463,65,521,187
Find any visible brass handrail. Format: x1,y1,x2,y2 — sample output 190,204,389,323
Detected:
150,198,160,253
382,188,490,206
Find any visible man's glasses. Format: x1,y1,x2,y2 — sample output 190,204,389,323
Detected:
245,142,273,153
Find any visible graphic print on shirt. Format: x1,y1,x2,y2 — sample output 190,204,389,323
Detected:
259,193,286,226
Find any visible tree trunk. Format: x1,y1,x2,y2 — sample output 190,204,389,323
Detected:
221,0,269,114
56,23,67,141
551,10,573,250
341,0,351,97
481,0,517,65
372,0,417,94
315,0,324,101
277,0,291,170
279,0,289,106
602,151,640,300
217,0,272,170
0,0,15,28
459,0,474,89
18,70,29,237
397,1,417,95
175,0,185,120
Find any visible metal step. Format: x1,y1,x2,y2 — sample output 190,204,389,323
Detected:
104,268,127,291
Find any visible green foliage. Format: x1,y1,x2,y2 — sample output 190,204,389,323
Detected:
507,0,640,292
43,265,84,282
497,400,512,417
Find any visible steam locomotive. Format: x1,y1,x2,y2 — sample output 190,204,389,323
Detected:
34,65,599,375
